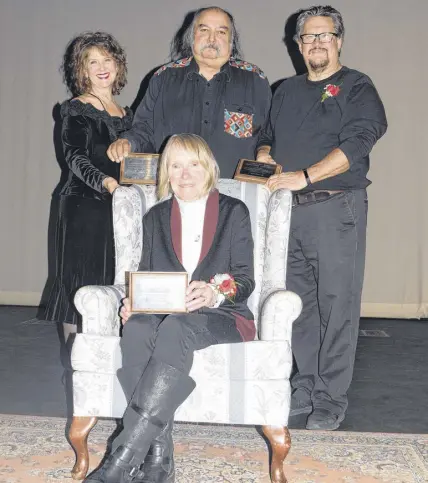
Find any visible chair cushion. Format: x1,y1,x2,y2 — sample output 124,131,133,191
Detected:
176,379,290,426
71,337,291,380
189,340,292,381
72,372,290,425
71,339,292,424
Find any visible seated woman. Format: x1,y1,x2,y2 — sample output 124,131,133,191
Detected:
85,133,256,483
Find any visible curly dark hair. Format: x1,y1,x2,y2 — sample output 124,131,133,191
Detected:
61,31,128,96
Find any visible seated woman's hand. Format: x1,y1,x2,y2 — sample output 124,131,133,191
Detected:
186,281,216,312
120,297,132,324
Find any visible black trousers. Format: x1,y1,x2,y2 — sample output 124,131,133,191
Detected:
288,190,367,415
118,312,242,401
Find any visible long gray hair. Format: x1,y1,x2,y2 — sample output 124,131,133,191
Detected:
294,5,345,43
171,6,243,60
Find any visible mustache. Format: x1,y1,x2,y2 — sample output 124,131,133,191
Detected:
200,42,220,53
309,47,327,54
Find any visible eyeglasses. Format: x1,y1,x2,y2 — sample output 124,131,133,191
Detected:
300,32,338,44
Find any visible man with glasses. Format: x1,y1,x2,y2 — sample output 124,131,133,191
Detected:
257,5,387,430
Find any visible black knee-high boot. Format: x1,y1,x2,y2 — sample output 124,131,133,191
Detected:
119,364,175,482
141,419,175,483
84,359,195,483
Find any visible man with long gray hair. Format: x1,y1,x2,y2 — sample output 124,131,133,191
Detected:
108,6,271,179
257,5,387,430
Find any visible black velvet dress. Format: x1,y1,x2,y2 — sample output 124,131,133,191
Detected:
44,99,133,325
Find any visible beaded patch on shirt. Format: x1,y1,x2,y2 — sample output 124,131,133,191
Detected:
154,57,193,76
229,58,266,79
224,109,254,138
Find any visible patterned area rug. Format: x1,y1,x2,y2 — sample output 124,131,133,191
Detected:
0,414,427,482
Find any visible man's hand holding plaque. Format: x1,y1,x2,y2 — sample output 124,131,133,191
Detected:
234,158,282,184
120,153,159,185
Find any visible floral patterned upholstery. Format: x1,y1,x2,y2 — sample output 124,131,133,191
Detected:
72,181,302,425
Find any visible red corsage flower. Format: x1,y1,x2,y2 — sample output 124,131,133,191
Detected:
321,83,341,103
220,279,232,291
209,273,238,303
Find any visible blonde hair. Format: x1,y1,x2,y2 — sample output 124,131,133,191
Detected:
157,134,220,199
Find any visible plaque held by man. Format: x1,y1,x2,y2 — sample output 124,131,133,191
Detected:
234,159,282,184
120,153,159,185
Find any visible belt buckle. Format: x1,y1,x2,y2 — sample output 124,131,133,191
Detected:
293,191,317,207
292,193,300,207
306,192,316,204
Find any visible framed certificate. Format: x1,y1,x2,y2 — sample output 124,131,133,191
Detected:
120,153,159,185
129,271,188,314
234,159,282,184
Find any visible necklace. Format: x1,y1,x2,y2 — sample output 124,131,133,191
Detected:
87,92,121,115
87,92,108,110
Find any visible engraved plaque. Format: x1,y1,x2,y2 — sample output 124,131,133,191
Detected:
120,153,159,185
234,159,282,184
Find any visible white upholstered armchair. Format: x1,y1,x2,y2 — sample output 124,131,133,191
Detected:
69,180,302,482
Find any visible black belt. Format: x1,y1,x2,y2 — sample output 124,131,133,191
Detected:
292,190,343,207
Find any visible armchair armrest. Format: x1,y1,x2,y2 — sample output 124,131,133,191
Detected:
259,289,302,342
74,284,126,335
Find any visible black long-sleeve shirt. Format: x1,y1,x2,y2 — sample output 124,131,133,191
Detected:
123,57,272,179
259,66,387,190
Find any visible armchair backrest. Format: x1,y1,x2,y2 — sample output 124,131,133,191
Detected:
112,180,292,329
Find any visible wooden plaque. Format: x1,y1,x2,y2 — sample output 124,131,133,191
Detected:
120,153,159,185
234,159,282,184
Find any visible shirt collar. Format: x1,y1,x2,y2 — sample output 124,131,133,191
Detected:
186,56,231,82
221,61,232,82
175,193,209,210
186,57,199,79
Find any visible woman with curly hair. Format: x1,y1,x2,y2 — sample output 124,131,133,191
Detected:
44,32,132,342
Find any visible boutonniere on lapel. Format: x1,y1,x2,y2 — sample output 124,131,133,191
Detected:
321,83,341,103
209,273,238,303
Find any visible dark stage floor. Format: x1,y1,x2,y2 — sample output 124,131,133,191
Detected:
0,305,426,434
